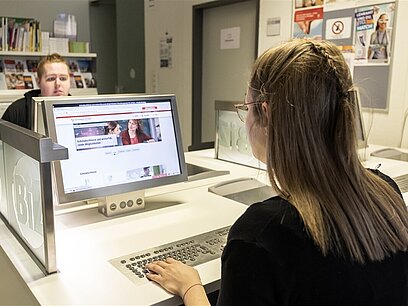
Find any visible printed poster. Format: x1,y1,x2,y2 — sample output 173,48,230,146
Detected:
354,3,395,63
293,7,324,39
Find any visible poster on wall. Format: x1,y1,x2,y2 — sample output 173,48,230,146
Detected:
160,34,173,68
293,7,324,39
295,0,324,9
354,2,395,63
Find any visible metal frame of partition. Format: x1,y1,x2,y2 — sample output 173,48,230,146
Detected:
0,119,68,274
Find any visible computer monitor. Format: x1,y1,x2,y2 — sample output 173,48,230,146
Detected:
37,94,187,215
353,89,368,149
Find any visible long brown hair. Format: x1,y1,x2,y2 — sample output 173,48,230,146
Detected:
249,39,408,263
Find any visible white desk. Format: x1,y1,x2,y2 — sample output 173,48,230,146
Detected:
1,147,407,305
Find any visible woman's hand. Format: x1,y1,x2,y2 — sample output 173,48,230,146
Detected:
146,257,202,297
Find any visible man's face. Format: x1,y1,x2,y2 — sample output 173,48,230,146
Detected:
39,63,70,96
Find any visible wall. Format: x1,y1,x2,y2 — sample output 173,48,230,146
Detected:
144,0,214,150
0,0,90,42
145,0,408,150
116,0,145,93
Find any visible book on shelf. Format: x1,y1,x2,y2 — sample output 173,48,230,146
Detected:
41,31,50,54
1,17,42,52
49,37,69,54
69,41,89,53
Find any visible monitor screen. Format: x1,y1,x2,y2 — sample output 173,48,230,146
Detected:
39,94,187,204
353,89,367,149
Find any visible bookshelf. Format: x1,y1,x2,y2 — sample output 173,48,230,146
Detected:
0,51,96,58
0,51,98,104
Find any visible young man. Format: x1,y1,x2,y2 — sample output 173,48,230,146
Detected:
2,53,71,129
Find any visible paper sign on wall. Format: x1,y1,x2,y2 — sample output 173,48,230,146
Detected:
326,17,352,39
267,17,281,36
220,27,240,50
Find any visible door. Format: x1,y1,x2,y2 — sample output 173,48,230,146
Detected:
191,0,258,150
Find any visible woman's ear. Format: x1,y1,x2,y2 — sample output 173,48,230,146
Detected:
261,101,269,126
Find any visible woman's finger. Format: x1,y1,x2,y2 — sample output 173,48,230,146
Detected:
146,262,165,274
153,260,169,268
165,257,178,264
146,271,162,283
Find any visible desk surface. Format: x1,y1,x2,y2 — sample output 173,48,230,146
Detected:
2,146,408,305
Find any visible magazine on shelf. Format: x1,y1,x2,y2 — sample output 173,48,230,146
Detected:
0,73,7,90
68,60,79,73
77,59,92,72
70,72,85,89
3,58,27,73
4,72,37,90
5,72,25,89
27,59,39,73
82,72,97,88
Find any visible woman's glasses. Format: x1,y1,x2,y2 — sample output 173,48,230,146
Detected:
234,101,263,123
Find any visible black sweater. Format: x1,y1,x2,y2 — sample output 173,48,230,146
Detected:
1,89,41,129
217,172,408,306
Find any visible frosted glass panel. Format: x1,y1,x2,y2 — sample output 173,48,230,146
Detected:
0,141,7,218
216,106,266,170
3,143,45,265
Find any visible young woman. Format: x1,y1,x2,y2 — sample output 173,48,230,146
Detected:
105,121,122,146
121,119,152,145
369,13,390,60
146,39,408,305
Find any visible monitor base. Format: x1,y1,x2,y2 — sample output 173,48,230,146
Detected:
98,190,145,217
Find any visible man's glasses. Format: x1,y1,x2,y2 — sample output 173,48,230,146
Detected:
234,101,264,123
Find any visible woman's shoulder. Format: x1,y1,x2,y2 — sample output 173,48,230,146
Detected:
228,196,303,243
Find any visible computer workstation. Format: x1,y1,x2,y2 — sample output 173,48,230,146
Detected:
19,93,250,304
2,89,408,304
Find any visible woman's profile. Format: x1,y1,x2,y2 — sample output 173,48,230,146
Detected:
104,121,122,145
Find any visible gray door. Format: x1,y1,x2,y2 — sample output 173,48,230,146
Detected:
200,1,257,144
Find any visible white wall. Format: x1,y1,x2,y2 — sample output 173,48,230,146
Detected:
145,0,408,150
144,0,214,150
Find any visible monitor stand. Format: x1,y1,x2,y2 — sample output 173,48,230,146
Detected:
98,190,146,217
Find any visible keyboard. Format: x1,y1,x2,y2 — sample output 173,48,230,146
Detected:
109,225,231,285
393,174,408,193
